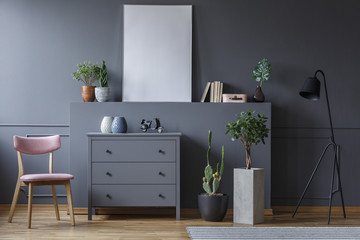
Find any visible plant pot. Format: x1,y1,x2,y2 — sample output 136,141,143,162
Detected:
95,87,111,102
252,85,265,102
81,86,96,102
234,168,264,224
198,194,228,222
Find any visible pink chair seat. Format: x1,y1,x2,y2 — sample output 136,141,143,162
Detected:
20,173,74,182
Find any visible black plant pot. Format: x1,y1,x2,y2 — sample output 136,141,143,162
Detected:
198,194,229,222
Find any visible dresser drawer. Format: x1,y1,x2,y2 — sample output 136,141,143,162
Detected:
92,140,175,162
92,163,175,184
92,185,176,206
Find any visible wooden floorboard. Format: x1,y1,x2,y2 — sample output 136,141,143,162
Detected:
1,205,360,239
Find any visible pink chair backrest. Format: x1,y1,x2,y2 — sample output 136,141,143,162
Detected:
13,135,61,155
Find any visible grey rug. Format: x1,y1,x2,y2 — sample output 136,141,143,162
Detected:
186,227,360,239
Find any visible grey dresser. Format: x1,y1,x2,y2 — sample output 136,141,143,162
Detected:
87,132,181,220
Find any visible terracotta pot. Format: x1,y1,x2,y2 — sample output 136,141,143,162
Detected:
81,86,96,102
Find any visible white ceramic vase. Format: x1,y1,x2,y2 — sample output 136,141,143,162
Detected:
100,116,114,133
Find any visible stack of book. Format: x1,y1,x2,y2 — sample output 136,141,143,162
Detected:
200,81,224,103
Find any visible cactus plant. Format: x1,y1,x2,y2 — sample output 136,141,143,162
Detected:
99,60,108,87
202,130,224,195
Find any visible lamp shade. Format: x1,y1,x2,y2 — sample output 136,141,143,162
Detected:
299,77,320,101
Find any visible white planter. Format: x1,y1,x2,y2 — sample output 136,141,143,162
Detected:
233,168,264,224
95,87,111,102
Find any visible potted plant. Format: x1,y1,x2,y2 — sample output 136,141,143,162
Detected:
95,60,110,102
225,110,269,224
73,61,100,102
252,58,272,102
198,130,228,222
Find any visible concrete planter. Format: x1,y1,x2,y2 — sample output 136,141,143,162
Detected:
233,168,264,224
95,87,111,102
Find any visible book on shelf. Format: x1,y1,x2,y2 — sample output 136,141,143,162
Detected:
210,82,215,102
214,81,218,102
214,81,223,103
203,81,224,103
200,82,211,102
219,82,223,102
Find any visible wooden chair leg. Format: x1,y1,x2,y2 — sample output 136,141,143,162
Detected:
27,183,33,229
65,181,75,226
8,180,22,223
51,185,60,220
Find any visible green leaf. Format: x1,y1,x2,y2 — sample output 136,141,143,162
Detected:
99,60,109,87
204,165,213,182
219,145,224,176
207,130,212,165
225,109,269,166
252,58,272,84
72,60,100,86
203,182,212,194
212,178,220,194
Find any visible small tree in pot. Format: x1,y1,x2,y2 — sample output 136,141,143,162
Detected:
95,60,111,102
225,110,269,169
198,130,228,222
73,61,100,102
226,110,269,224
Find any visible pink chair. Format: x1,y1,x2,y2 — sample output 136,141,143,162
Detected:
8,135,75,228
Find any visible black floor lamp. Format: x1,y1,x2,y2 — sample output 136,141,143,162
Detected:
292,70,346,224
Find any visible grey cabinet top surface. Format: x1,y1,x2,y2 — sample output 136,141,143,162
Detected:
87,132,182,137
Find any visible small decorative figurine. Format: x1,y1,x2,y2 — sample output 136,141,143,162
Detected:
157,126,164,133
140,119,152,132
153,118,161,130
140,118,164,133
153,118,164,133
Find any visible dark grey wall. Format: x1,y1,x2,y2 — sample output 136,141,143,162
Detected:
1,0,360,207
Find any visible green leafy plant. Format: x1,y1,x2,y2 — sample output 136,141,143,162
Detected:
252,58,272,87
99,60,108,87
225,110,269,169
202,130,225,195
72,61,100,86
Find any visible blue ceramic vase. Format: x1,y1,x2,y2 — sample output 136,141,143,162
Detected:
111,116,127,133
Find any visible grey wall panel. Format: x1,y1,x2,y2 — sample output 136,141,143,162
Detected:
0,126,70,204
70,102,271,208
272,128,360,206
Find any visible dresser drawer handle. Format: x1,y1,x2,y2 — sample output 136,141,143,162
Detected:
158,194,165,199
106,194,112,200
158,149,165,154
158,171,165,176
106,149,112,154
106,172,112,177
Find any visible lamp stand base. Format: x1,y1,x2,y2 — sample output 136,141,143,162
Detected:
292,142,346,224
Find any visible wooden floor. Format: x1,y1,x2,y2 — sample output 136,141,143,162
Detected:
1,205,360,239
